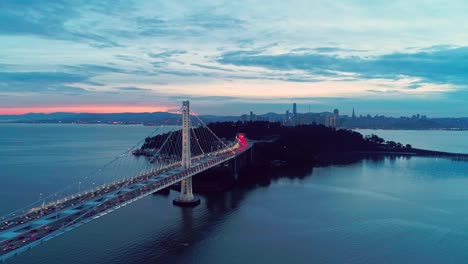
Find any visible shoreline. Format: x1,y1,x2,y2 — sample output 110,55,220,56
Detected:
355,149,468,158
354,128,468,131
1,121,468,131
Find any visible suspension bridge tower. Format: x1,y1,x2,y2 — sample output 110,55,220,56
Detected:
173,100,201,207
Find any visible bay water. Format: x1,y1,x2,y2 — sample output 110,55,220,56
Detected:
1,124,468,264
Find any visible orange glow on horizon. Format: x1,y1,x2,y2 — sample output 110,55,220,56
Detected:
0,105,175,115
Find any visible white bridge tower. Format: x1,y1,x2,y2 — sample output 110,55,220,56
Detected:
173,100,200,206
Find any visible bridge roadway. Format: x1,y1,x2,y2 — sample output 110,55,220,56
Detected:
0,138,249,262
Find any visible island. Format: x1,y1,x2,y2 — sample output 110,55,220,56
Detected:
138,121,468,191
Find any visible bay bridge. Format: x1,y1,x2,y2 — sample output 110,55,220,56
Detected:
0,101,251,262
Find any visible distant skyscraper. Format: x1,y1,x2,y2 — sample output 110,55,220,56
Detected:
352,108,356,119
324,113,330,127
285,110,290,125
250,111,254,122
331,108,339,127
292,103,297,125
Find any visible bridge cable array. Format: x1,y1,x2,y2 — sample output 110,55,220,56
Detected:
1,109,235,222
1,125,172,220
28,110,238,233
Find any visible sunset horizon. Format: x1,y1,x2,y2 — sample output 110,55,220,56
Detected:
0,105,177,115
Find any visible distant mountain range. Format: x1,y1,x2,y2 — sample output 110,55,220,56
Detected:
0,112,242,125
1,112,468,130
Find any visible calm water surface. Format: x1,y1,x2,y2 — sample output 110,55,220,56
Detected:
358,129,468,153
1,124,468,264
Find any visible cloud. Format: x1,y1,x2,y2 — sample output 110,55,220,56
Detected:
0,71,89,93
133,17,175,37
0,2,74,36
63,64,128,74
184,14,244,30
217,46,468,86
63,64,155,76
191,63,233,72
0,64,156,95
157,69,217,78
292,47,367,53
0,0,131,47
114,54,139,63
115,86,152,92
0,71,88,84
168,95,239,101
135,11,244,38
365,89,402,94
148,50,187,59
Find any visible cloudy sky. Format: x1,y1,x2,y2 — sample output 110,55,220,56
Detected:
1,0,467,116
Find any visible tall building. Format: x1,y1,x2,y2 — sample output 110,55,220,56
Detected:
292,103,297,125
331,108,339,127
293,103,297,118
324,109,339,127
285,110,290,125
249,111,254,122
352,108,356,119
324,113,330,127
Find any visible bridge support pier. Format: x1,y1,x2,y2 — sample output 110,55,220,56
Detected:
173,177,200,206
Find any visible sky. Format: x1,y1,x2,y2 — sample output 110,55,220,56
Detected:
0,0,467,117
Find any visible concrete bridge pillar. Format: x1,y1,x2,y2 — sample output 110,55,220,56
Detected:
232,157,239,180
173,100,200,207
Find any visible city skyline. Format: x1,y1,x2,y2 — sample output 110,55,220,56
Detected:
0,103,443,120
1,1,468,117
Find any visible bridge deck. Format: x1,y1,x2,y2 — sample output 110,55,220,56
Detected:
0,139,249,262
